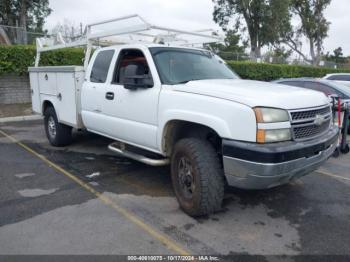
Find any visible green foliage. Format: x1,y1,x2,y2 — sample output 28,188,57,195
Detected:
227,61,350,81
263,46,293,64
2,45,350,82
0,0,52,33
207,29,247,54
324,47,347,64
0,61,15,73
283,0,331,65
0,45,84,75
213,0,291,57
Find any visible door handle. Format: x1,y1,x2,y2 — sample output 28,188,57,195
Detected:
105,92,114,100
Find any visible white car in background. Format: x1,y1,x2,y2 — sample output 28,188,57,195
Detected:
323,73,350,87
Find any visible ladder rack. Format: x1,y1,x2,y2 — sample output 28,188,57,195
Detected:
34,14,223,69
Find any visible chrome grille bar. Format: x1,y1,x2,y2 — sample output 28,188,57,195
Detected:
289,105,332,141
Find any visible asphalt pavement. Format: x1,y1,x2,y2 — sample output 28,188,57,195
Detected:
0,120,349,260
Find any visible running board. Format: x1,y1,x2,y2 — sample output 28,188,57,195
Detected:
108,142,170,166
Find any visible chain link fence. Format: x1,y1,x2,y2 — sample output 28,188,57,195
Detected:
216,51,350,69
0,25,47,45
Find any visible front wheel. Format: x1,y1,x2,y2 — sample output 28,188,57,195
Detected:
44,107,72,147
171,138,225,217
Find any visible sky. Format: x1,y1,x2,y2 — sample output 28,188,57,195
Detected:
45,0,350,56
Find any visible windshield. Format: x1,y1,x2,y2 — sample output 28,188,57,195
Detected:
149,47,239,85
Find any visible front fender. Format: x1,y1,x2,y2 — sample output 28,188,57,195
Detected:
157,109,232,150
157,90,257,153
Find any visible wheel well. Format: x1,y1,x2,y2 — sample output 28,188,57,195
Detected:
42,100,54,114
162,120,222,157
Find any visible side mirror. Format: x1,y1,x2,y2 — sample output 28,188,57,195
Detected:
123,64,153,90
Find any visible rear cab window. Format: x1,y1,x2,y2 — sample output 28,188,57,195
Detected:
90,50,115,83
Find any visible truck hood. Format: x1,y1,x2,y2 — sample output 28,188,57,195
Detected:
173,79,329,109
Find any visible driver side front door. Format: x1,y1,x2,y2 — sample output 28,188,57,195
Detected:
102,48,161,152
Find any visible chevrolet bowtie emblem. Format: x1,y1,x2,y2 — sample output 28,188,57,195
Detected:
314,114,327,126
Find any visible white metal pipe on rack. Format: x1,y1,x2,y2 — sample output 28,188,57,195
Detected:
88,24,150,40
33,14,224,69
37,39,87,52
150,25,222,40
87,14,146,27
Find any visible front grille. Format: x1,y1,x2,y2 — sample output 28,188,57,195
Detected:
291,106,331,121
289,105,332,140
293,119,331,139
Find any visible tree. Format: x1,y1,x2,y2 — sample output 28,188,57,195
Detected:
324,47,347,64
212,0,291,59
51,19,84,41
207,29,248,60
0,0,16,30
264,46,293,64
208,29,247,52
331,47,346,64
281,0,331,65
0,0,51,44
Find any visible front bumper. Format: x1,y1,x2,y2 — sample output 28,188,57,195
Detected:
222,127,339,189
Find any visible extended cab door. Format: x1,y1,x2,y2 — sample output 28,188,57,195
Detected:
101,47,161,151
81,49,115,134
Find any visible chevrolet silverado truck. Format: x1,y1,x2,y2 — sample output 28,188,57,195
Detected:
29,15,338,216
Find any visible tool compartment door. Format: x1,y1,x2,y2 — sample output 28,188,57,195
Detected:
29,72,41,113
28,66,85,128
38,72,57,95
56,72,78,127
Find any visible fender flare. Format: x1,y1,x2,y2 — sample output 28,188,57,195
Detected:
157,109,232,152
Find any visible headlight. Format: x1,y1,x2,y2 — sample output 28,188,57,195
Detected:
257,129,292,143
254,107,289,123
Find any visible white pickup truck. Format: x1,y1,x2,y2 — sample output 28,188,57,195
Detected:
29,16,338,216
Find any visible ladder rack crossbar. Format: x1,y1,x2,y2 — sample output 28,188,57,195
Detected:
34,14,223,68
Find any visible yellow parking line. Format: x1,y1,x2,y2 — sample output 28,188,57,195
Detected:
0,129,190,256
317,169,350,182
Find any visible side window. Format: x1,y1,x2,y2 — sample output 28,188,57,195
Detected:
113,49,152,84
90,50,115,83
337,75,350,81
328,75,337,80
280,81,304,88
328,75,350,81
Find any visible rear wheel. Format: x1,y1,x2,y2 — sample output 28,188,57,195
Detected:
171,138,225,217
44,107,72,147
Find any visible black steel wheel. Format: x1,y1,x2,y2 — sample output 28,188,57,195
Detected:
171,138,225,217
44,106,72,147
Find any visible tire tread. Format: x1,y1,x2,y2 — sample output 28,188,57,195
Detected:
44,107,72,147
171,138,225,216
